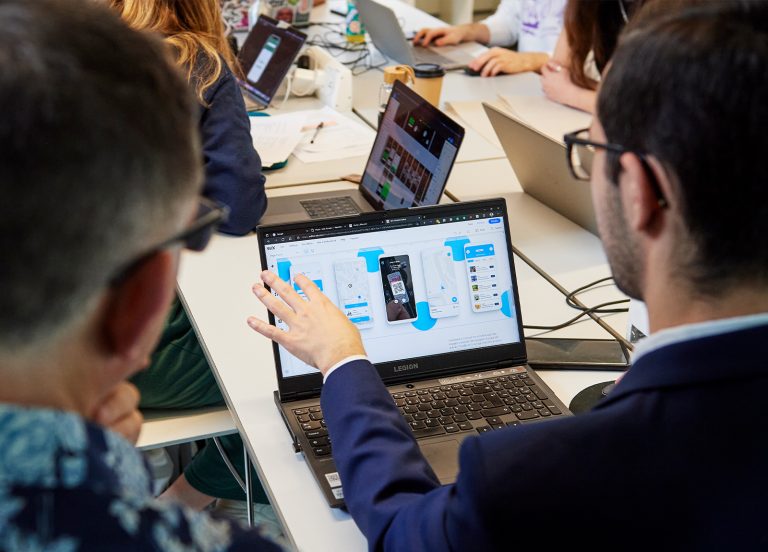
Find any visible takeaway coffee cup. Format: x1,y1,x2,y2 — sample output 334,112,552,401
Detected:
412,63,445,106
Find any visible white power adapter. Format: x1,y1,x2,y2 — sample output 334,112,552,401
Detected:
276,47,353,110
291,67,319,97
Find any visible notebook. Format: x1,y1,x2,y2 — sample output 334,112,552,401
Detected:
258,198,572,507
484,103,599,235
237,15,307,107
355,0,480,70
260,80,465,224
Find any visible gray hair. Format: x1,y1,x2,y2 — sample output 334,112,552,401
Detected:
0,0,202,353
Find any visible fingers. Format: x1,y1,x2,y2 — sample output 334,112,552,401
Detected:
481,56,502,77
94,382,140,426
93,382,142,444
260,270,306,311
416,27,445,46
247,315,288,344
292,273,324,302
413,27,429,45
110,409,143,445
252,281,297,325
469,49,493,71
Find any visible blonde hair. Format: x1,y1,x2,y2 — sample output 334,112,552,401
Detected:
109,0,241,102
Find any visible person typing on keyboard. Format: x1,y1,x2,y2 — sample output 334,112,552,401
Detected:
249,2,768,548
413,0,565,77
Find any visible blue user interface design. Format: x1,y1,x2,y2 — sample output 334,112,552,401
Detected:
263,213,521,378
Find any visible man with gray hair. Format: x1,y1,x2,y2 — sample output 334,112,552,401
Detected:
0,0,281,548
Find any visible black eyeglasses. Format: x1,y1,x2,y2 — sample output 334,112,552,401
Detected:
564,128,668,208
109,197,229,286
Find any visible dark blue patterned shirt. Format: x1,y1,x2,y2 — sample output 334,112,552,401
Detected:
0,404,284,551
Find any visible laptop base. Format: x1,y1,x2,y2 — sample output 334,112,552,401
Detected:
261,189,373,225
277,363,570,508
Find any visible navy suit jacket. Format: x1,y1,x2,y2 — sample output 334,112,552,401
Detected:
321,324,768,551
200,63,267,235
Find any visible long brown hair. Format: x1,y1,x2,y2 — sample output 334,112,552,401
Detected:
564,0,648,90
109,0,241,102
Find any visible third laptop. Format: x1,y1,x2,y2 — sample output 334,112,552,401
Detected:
260,81,465,224
355,0,481,70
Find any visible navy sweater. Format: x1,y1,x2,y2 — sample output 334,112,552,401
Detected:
199,63,267,235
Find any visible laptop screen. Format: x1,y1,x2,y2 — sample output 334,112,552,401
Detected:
237,15,306,106
259,200,527,394
360,81,464,210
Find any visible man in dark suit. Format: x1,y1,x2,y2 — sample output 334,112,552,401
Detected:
249,3,768,549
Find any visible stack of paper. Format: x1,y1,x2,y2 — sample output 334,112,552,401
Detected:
249,106,375,166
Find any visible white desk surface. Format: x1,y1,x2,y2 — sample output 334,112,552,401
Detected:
137,406,236,451
178,179,625,551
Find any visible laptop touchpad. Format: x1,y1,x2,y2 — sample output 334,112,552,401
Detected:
420,440,460,483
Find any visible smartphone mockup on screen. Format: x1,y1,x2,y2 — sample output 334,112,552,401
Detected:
289,262,323,300
379,255,417,323
421,246,460,318
464,244,501,313
333,259,374,329
247,34,281,83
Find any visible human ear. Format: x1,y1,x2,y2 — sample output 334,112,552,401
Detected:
617,152,667,234
100,250,177,368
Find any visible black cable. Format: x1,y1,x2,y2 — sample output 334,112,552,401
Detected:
303,23,388,76
523,299,630,331
512,245,633,351
523,275,629,330
564,276,629,314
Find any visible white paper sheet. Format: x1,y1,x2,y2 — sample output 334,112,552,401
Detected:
249,113,306,166
292,106,375,163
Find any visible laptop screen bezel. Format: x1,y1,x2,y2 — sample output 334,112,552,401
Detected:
358,80,465,211
257,199,529,400
237,15,307,107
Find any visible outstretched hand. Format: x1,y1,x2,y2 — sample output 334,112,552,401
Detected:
248,270,366,375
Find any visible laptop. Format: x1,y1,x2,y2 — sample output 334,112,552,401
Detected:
258,198,572,507
355,0,480,70
237,15,307,107
260,80,465,224
484,103,599,235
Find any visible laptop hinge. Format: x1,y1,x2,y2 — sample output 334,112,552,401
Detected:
277,388,322,403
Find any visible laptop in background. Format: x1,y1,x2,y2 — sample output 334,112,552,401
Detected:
237,15,307,107
355,0,480,70
258,199,572,507
260,80,465,224
484,103,599,235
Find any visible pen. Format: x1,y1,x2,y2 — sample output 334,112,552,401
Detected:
310,122,324,144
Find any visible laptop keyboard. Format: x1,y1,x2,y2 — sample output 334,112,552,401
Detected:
300,197,362,219
412,47,456,67
291,371,563,458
